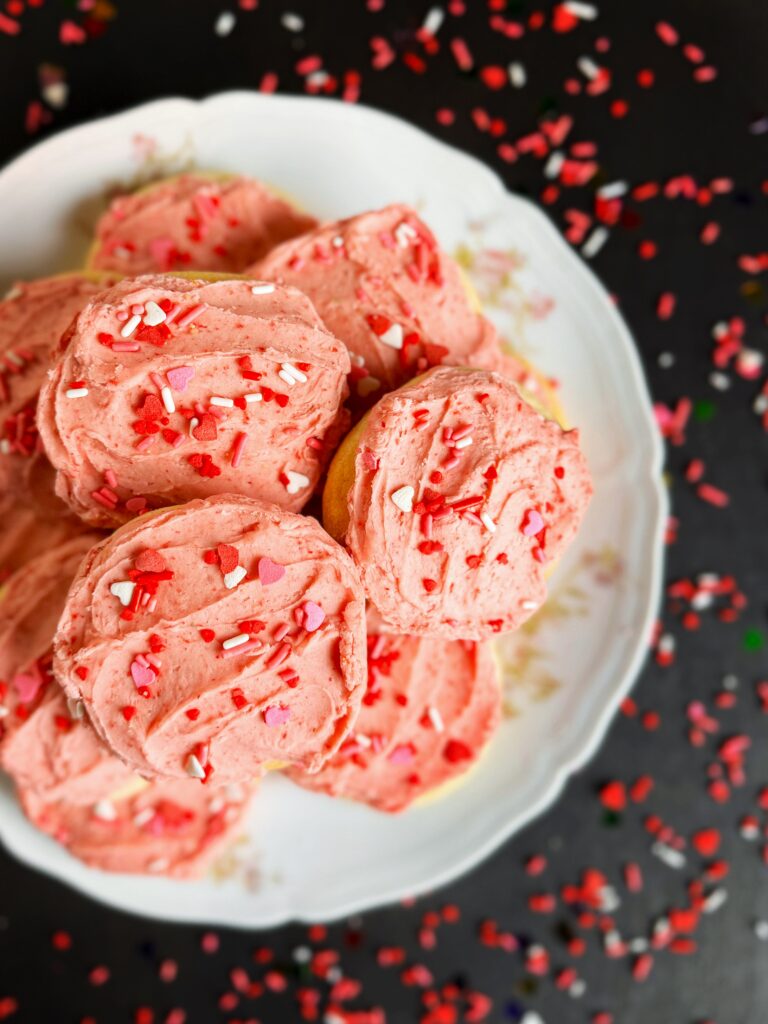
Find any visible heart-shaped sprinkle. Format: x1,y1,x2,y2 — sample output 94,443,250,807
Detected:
11,672,42,705
264,704,291,727
135,548,167,573
379,323,404,350
143,300,167,326
217,543,239,574
192,413,218,442
391,485,414,513
285,470,310,495
223,566,247,590
110,581,136,607
166,365,195,392
258,557,285,586
130,660,155,690
388,743,415,765
522,509,545,537
303,601,325,633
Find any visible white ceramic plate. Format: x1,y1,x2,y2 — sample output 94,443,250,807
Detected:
0,93,666,926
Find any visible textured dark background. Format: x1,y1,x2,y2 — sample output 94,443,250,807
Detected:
1,1,767,1022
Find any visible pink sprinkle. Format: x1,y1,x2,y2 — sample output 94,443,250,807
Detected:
166,365,195,392
265,642,292,670
221,638,263,659
11,671,42,704
104,468,118,489
150,371,165,392
130,659,155,689
264,704,291,727
388,744,415,765
231,431,248,468
135,436,155,453
125,496,148,513
303,601,325,632
273,622,291,642
697,483,730,507
522,509,545,536
91,489,118,509
655,20,679,45
258,557,286,586
176,303,207,329
112,342,141,353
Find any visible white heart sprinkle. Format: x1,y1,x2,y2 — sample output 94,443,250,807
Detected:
285,470,310,495
391,486,414,513
223,566,247,590
379,323,404,350
110,581,136,607
143,300,166,326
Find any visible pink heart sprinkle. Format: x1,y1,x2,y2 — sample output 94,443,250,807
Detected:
264,704,291,727
522,509,545,537
303,601,325,633
11,672,42,705
166,366,195,392
130,659,155,689
125,496,148,513
257,557,285,586
388,743,415,765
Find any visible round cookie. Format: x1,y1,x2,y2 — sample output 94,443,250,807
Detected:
37,275,350,526
290,620,501,812
88,173,317,276
54,495,368,784
249,203,513,410
323,366,593,640
0,272,115,506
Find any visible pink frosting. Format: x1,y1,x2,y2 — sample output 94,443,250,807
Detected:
250,204,513,411
290,620,501,812
0,273,116,506
89,174,317,276
37,275,351,526
54,495,367,783
340,367,593,639
19,777,254,878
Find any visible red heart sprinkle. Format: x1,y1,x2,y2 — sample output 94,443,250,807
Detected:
217,544,239,574
135,548,167,573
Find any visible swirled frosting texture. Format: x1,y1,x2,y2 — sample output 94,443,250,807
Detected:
37,275,350,526
250,204,514,410
290,622,501,812
339,367,593,639
19,777,254,878
89,174,317,276
54,495,367,783
0,273,115,505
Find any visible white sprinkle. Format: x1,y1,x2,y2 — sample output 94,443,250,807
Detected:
652,841,686,869
0,440,11,455
741,820,760,841
281,11,304,31
210,396,234,408
5,352,25,367
354,733,373,748
244,392,263,404
278,370,297,387
691,590,714,611
143,300,166,326
569,979,586,999
522,599,539,610
66,698,85,720
161,386,176,414
508,61,527,87
577,56,600,80
754,920,768,940
281,362,307,383
349,352,365,368
599,885,620,913
427,706,445,732
332,234,344,248
120,313,141,338
754,394,768,415
379,323,404,350
148,857,170,872
133,807,155,828
391,485,415,513
185,754,206,779
703,887,727,914
394,221,418,247
92,800,117,822
357,376,381,398
480,512,497,533
307,71,329,89
709,371,731,391
629,937,649,953
223,566,247,590
722,673,739,690
222,632,250,650
422,6,444,35
214,10,236,36
42,81,68,109
564,1,598,20
544,150,565,179
293,946,312,964
285,470,310,495
110,580,136,607
189,416,199,436
711,320,729,339
520,1013,545,1024
658,352,675,368
453,436,473,450
581,226,609,259
250,282,276,295
597,180,629,199
0,706,8,719
65,387,89,399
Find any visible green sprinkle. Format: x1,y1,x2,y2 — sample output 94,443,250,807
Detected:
744,628,765,652
694,399,717,422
